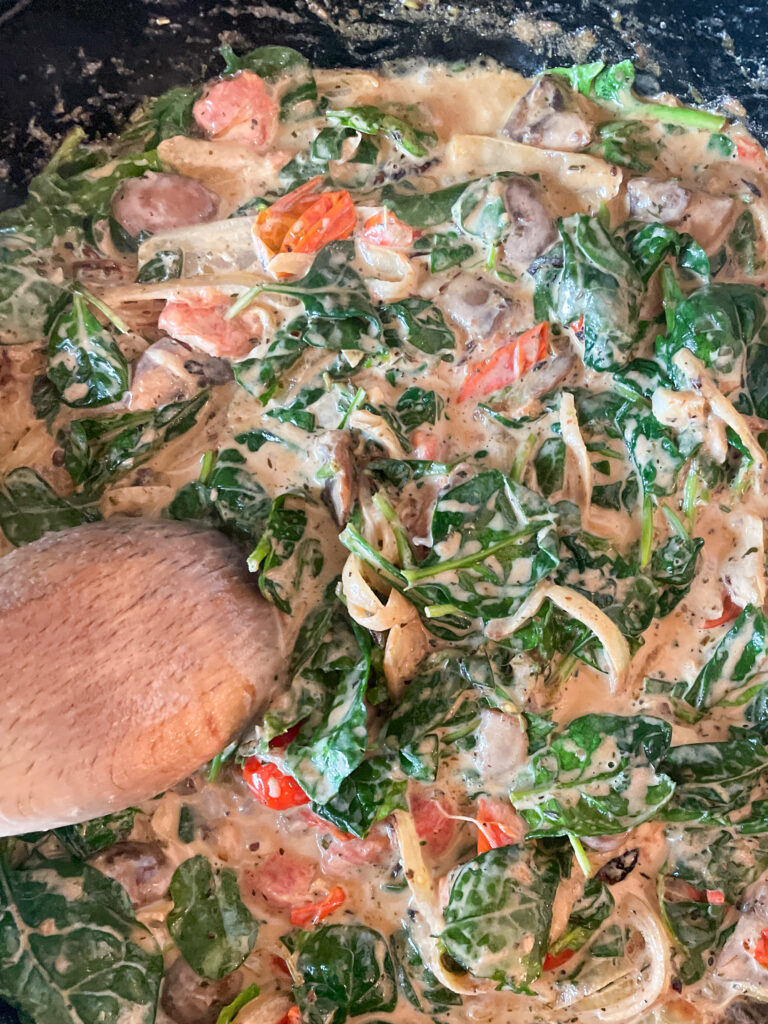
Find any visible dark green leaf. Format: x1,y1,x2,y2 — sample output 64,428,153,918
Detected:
54,808,137,859
0,855,163,1024
310,756,407,838
0,468,100,547
47,294,129,408
380,181,472,228
167,855,260,980
326,106,435,159
381,298,455,356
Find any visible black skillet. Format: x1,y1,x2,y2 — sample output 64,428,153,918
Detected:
0,0,767,1020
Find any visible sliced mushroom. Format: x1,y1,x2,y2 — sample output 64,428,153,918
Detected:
501,176,557,269
91,840,174,908
112,172,220,237
504,75,593,152
627,177,691,224
678,191,738,250
314,430,357,526
160,957,243,1024
129,337,232,411
439,274,511,338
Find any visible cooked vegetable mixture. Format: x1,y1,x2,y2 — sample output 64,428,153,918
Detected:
3,44,768,1024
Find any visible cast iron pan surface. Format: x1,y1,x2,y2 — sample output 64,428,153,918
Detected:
0,0,767,210
0,1,767,1022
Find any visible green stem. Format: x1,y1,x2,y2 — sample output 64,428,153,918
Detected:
511,434,537,484
640,492,654,568
661,503,688,539
338,386,366,430
424,603,466,619
225,283,264,320
612,379,651,407
74,284,130,334
682,464,703,533
401,531,529,584
199,449,217,485
372,491,414,568
339,522,408,589
631,101,724,132
569,833,592,878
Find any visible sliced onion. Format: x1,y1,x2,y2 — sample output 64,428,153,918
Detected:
342,553,402,630
357,238,416,302
556,894,669,1022
349,408,407,458
393,810,491,996
485,582,630,691
673,349,768,494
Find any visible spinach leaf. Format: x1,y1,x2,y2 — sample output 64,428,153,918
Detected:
510,714,675,837
59,391,209,494
382,657,482,780
651,534,704,616
0,468,100,546
394,386,444,432
618,407,685,496
254,242,381,336
168,446,269,543
657,280,766,378
417,231,476,273
452,175,511,245
745,333,768,419
0,247,64,345
54,808,137,859
401,471,559,623
0,129,162,248
380,181,472,228
439,844,560,990
382,298,455,356
219,45,319,121
119,85,201,148
532,214,645,371
167,855,260,980
662,895,725,984
267,386,325,432
47,294,129,408
549,877,614,956
624,222,709,283
253,608,371,802
391,926,462,1012
671,606,768,717
326,106,436,159
660,737,768,821
591,120,659,171
728,209,762,275
282,924,397,1023
249,493,324,614
31,373,61,428
309,756,407,838
0,855,162,1024
136,247,183,283
534,437,566,497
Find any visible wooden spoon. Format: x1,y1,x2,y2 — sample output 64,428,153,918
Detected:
0,518,291,837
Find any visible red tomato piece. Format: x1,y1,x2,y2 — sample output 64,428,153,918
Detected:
275,1007,302,1024
269,722,304,750
410,792,456,858
702,591,743,629
243,758,309,810
289,886,347,928
458,322,548,403
193,70,278,147
281,191,356,254
476,797,520,855
271,955,292,977
707,889,725,905
254,176,326,254
362,209,414,249
754,929,768,968
543,949,574,971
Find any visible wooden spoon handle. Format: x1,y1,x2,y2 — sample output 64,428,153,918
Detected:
0,519,291,836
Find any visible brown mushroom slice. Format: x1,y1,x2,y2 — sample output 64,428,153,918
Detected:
313,430,357,526
501,176,558,269
112,172,220,237
160,957,243,1024
439,274,511,338
627,177,691,224
129,336,233,411
92,841,175,908
504,75,594,152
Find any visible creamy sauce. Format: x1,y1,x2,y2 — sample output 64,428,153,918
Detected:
4,55,768,1024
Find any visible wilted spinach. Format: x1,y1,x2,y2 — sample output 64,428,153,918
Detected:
282,924,397,1024
54,807,137,859
440,844,560,990
47,293,129,408
310,756,407,838
510,714,675,837
167,855,260,980
0,854,163,1024
0,467,100,547
249,493,324,614
326,105,436,159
